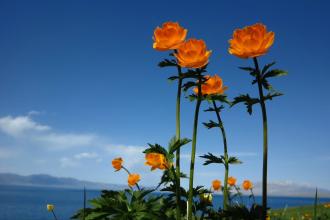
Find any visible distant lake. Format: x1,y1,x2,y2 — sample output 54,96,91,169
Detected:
1,185,330,220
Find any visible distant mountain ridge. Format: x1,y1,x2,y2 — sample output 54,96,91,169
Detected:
0,173,330,198
0,173,124,190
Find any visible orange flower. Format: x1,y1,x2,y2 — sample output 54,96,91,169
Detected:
112,157,123,171
128,173,141,187
212,179,221,191
228,23,275,59
153,22,187,51
145,153,169,170
174,39,211,68
193,74,228,95
227,176,237,186
242,180,253,190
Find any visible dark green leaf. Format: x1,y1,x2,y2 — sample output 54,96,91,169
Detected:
158,59,177,68
261,61,276,74
200,153,225,165
203,120,220,129
263,92,283,101
168,138,191,154
231,94,260,115
228,156,242,164
263,69,288,79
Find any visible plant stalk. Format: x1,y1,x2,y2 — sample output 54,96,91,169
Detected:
175,65,183,220
188,74,203,220
253,57,268,220
51,210,58,220
212,100,229,210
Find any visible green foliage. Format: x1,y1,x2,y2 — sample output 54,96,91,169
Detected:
231,94,260,115
200,153,225,165
203,120,221,129
158,59,177,68
71,189,175,220
223,204,264,220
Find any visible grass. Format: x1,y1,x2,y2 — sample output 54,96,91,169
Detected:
269,203,330,220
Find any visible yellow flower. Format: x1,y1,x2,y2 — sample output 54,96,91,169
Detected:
227,176,237,186
174,39,211,68
153,22,187,51
128,173,140,187
324,203,330,208
199,193,213,203
242,180,253,190
193,74,228,95
212,179,221,191
112,157,123,171
47,204,54,212
145,153,169,170
228,23,275,59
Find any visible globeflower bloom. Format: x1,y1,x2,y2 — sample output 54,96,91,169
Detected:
145,153,169,170
112,157,123,171
153,22,187,51
193,74,227,95
242,180,253,190
227,176,237,186
174,39,211,68
128,173,141,187
228,23,275,59
212,179,221,191
47,204,54,212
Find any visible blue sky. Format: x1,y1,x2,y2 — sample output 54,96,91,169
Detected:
0,0,329,190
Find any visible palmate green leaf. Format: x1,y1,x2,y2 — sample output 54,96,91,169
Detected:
200,153,225,165
206,94,231,104
158,59,177,68
261,61,276,74
231,94,260,115
263,69,288,79
182,81,197,92
203,120,221,129
168,137,191,154
143,143,168,156
228,156,242,164
262,78,273,90
263,92,283,101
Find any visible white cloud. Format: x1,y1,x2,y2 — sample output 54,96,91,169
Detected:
105,145,145,169
0,114,96,150
74,152,99,159
0,115,50,137
60,157,79,168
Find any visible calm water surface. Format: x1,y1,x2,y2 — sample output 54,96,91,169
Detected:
1,185,330,220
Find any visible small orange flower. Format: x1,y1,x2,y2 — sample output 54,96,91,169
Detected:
112,157,123,171
242,180,253,190
193,74,228,95
145,153,169,170
153,22,187,51
227,176,237,186
174,39,211,68
212,179,221,191
228,23,275,59
128,173,140,187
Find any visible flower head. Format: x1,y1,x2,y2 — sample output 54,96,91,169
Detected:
145,153,169,170
174,39,211,68
242,180,253,190
112,157,123,171
47,204,54,212
128,173,141,187
153,22,187,51
227,176,237,186
193,74,227,95
212,179,221,191
228,23,274,59
199,193,213,203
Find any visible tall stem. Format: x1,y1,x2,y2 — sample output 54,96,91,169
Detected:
123,166,141,191
188,74,202,220
51,210,58,220
175,65,183,220
212,100,229,210
253,57,268,220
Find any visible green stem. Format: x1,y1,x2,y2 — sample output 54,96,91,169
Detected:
253,57,268,220
234,185,243,204
188,74,203,220
175,65,183,220
51,210,58,220
250,188,256,204
212,100,229,210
